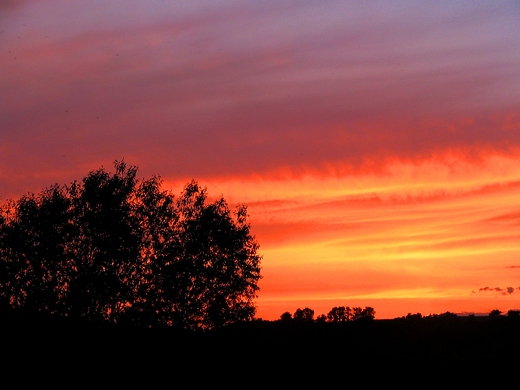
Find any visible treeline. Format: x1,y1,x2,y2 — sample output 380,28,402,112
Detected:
278,306,375,323
397,309,520,319
0,161,262,330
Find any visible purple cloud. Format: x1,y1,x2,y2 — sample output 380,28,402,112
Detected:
1,1,520,198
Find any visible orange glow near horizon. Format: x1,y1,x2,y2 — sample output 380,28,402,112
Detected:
168,153,520,320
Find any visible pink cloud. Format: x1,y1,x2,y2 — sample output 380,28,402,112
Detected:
1,1,520,195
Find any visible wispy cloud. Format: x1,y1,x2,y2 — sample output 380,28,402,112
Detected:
473,286,520,295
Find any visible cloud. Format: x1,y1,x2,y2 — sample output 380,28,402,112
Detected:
0,0,29,12
2,0,520,195
474,286,520,295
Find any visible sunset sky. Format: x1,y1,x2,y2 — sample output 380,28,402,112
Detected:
2,0,520,319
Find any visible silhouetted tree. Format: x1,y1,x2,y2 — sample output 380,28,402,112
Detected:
507,310,520,317
489,309,502,316
293,307,314,322
352,307,364,320
0,160,262,330
280,311,292,322
351,306,375,321
327,306,351,322
65,163,141,322
315,314,327,323
428,311,457,318
0,184,76,315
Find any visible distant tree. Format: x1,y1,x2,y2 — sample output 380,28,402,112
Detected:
280,311,292,322
293,307,314,322
489,309,502,316
435,311,457,318
359,306,375,321
507,310,520,317
315,314,327,323
351,307,363,321
0,160,262,330
405,313,422,320
327,306,351,322
350,306,375,321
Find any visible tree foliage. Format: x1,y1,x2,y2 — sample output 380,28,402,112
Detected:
280,306,375,323
293,307,314,322
279,306,376,323
325,306,376,322
280,311,292,322
327,306,352,322
0,161,262,330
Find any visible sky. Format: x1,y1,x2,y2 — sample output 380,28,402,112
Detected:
2,0,520,320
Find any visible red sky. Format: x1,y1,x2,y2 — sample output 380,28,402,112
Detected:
2,1,520,319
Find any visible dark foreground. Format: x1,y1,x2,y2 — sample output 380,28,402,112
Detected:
2,306,519,381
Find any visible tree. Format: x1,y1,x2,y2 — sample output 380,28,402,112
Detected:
293,307,314,322
280,311,292,322
360,306,375,320
489,309,502,317
351,306,375,321
327,306,351,322
315,314,327,323
0,161,262,330
65,162,142,323
326,305,374,322
0,185,77,315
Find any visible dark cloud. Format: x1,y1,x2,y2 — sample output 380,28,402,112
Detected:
475,286,520,295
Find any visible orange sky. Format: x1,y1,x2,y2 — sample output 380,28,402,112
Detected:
2,1,520,319
182,153,520,319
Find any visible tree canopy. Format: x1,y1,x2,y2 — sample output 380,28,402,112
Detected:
280,306,375,323
0,161,262,330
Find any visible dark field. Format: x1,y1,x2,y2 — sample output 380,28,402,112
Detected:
3,306,520,371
